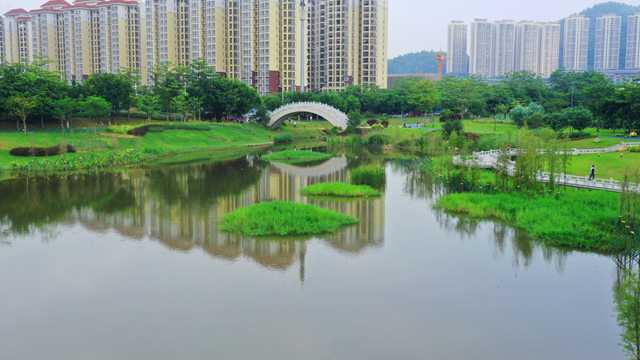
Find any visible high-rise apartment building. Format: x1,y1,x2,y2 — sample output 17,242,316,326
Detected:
306,0,387,92
145,0,225,82
3,9,34,65
538,22,561,77
447,20,468,75
514,21,541,74
594,14,622,71
492,20,515,77
0,16,4,64
359,0,388,90
626,14,640,70
469,19,493,76
30,1,64,72
562,15,590,71
0,0,388,94
1,1,143,83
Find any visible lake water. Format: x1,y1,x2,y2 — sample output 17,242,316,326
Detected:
0,155,629,360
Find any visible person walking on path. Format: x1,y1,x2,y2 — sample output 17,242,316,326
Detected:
589,165,596,181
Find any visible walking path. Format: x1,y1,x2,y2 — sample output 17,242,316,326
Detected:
453,142,640,193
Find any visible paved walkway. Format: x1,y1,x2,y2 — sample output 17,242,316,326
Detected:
453,142,640,193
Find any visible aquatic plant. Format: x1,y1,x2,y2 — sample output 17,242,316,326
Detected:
303,182,381,198
435,189,630,253
351,165,386,188
221,201,358,236
262,150,332,165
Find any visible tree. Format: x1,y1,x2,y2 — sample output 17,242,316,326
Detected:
442,119,464,139
136,93,161,121
438,77,488,117
510,103,545,128
52,97,78,131
252,103,269,125
601,84,640,132
398,78,440,115
171,91,189,121
83,72,135,114
503,72,550,105
562,106,593,132
347,111,363,132
79,96,112,126
0,63,69,127
7,96,37,134
153,65,187,113
545,112,567,132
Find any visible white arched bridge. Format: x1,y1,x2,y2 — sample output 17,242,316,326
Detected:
267,102,349,131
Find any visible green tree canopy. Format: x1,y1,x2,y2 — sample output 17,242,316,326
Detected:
83,72,135,114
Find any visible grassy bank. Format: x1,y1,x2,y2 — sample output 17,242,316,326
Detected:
221,201,358,236
303,182,381,198
565,152,640,181
262,149,332,165
0,122,278,177
435,189,630,253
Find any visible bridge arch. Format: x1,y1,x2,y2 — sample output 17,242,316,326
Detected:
270,156,348,178
267,102,349,131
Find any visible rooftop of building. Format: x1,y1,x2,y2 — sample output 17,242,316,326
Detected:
4,8,29,17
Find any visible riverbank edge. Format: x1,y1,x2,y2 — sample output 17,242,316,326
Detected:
433,189,633,254
0,141,275,183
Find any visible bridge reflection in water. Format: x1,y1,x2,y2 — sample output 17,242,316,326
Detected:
63,156,385,279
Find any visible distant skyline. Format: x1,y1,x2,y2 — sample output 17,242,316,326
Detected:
1,0,639,57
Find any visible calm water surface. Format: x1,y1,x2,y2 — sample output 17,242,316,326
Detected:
0,156,628,359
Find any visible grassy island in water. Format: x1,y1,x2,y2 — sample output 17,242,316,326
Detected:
262,150,332,165
303,182,381,198
220,201,358,237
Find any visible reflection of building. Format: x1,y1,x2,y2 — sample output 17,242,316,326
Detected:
70,157,385,278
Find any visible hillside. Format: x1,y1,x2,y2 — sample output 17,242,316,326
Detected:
388,50,442,75
579,1,638,17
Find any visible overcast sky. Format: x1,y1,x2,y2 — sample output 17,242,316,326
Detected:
2,0,638,57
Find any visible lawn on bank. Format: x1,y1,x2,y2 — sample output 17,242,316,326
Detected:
564,152,640,181
0,122,276,173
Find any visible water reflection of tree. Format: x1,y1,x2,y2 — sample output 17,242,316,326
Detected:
614,252,640,360
389,159,445,200
434,211,568,271
0,173,136,236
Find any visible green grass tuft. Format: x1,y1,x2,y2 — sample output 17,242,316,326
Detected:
435,189,630,253
351,165,386,188
303,182,381,198
262,150,332,165
221,201,358,237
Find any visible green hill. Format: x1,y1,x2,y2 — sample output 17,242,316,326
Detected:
388,50,442,75
579,1,638,17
